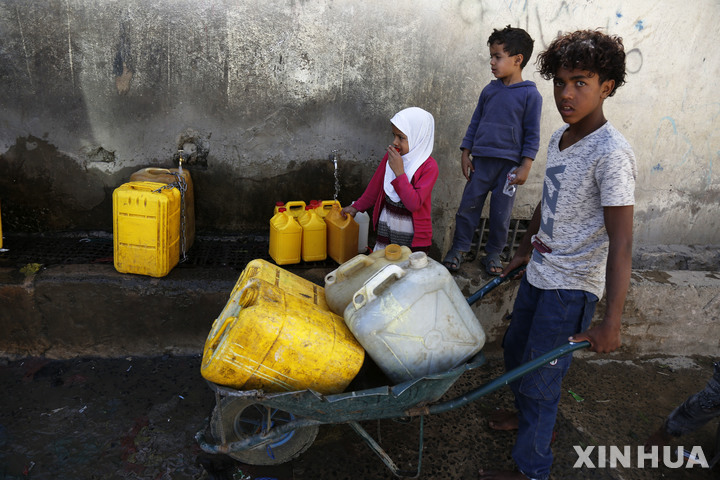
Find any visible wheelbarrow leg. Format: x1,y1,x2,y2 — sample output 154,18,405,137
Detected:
348,417,424,478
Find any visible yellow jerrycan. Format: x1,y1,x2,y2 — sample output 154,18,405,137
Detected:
325,204,359,264
283,200,307,218
269,208,302,265
316,200,340,218
234,258,329,309
200,277,364,393
298,206,327,262
130,167,195,252
324,244,412,315
113,181,181,277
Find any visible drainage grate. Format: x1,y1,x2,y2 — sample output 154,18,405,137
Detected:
0,233,339,270
0,235,115,267
468,217,530,262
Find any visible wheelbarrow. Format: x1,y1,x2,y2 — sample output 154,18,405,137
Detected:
195,269,591,477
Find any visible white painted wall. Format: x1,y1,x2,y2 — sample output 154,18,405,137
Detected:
431,0,720,252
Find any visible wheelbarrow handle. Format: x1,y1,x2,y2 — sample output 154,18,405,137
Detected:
407,340,591,416
466,266,525,306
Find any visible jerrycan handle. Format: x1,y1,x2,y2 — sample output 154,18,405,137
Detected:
327,255,374,284
321,200,341,210
284,200,307,217
352,264,405,309
318,200,341,218
205,282,258,356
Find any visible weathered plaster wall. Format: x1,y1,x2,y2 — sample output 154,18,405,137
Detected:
0,0,718,254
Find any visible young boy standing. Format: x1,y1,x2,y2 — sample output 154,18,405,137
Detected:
479,30,637,480
443,25,542,275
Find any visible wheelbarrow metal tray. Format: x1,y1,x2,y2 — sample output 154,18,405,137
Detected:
207,350,486,423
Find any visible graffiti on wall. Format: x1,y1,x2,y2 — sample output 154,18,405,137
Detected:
456,0,716,191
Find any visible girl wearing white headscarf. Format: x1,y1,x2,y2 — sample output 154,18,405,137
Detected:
342,107,438,252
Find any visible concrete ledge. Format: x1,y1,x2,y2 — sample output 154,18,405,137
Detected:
1,262,718,358
0,264,239,358
456,266,720,357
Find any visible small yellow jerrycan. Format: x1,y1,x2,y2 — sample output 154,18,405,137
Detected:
325,204,359,264
269,208,302,265
298,206,327,262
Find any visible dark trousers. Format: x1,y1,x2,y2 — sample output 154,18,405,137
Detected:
451,157,516,255
503,275,598,480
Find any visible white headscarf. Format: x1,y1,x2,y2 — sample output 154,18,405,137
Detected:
383,107,435,202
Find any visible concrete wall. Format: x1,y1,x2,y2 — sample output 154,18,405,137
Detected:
1,0,718,255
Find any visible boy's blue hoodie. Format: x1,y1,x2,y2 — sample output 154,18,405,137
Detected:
460,79,542,162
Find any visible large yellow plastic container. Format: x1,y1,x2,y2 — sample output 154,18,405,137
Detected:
269,208,302,265
201,277,364,393
130,167,195,252
325,204,359,264
113,181,181,277
324,244,412,315
298,206,327,262
234,258,329,310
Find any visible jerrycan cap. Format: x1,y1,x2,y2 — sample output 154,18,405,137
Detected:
384,244,402,261
238,283,259,307
408,251,428,269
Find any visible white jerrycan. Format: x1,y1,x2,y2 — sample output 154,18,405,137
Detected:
343,252,486,384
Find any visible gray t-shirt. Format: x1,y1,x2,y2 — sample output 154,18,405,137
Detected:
527,122,637,299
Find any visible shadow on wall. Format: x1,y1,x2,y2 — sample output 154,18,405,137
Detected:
0,136,112,232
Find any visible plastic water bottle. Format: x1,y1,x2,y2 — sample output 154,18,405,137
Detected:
503,167,518,196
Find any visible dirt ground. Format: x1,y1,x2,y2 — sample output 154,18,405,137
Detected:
1,247,718,479
1,347,717,480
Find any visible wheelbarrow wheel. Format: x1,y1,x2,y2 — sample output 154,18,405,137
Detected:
210,397,319,465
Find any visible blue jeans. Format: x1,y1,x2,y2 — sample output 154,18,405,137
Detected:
502,276,598,480
664,361,720,436
451,157,516,254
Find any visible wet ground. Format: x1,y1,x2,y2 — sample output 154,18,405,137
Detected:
1,348,718,480
1,234,718,479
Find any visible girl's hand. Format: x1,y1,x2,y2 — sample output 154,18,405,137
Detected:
387,145,404,177
341,205,358,218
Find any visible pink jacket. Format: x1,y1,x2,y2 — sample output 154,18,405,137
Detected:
351,153,439,248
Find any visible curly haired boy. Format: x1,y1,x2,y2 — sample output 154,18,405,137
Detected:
479,30,637,480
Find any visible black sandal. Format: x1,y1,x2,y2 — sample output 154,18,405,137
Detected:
442,249,464,272
481,252,503,276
